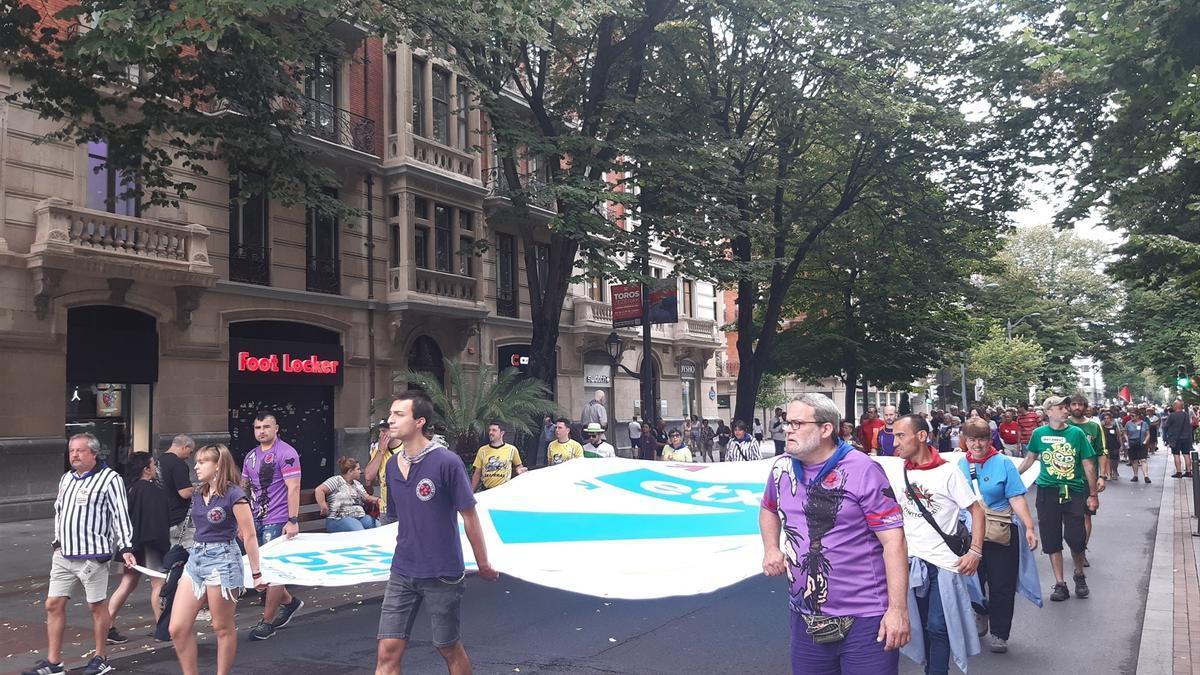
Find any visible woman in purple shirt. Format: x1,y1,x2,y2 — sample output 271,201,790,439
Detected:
169,445,267,675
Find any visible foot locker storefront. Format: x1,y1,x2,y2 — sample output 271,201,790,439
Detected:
228,321,342,489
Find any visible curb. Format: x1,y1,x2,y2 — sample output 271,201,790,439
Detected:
1136,453,1176,674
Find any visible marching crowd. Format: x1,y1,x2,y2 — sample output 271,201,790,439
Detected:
760,393,1200,675
21,386,1200,675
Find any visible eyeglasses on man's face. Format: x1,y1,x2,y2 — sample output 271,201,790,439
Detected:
786,419,827,431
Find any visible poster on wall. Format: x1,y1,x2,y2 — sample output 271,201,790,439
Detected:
611,280,679,328
96,385,123,417
584,364,612,387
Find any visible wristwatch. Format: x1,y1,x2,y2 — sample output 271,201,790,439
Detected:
287,516,299,524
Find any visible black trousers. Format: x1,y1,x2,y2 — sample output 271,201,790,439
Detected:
971,537,1020,640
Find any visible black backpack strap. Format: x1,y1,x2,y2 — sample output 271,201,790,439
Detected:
903,466,959,552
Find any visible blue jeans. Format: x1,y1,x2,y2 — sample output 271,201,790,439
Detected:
325,515,377,532
915,563,950,675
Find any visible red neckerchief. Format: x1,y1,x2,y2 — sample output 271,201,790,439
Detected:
904,447,946,471
966,447,998,464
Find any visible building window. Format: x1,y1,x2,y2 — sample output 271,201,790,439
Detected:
414,226,429,269
458,236,474,277
587,270,605,302
412,58,426,137
414,196,429,220
651,267,663,279
434,204,451,272
390,195,401,218
304,54,338,143
86,141,139,216
456,81,470,150
389,223,401,267
432,68,450,145
681,279,694,317
228,176,269,285
305,189,340,295
496,233,517,318
459,209,473,232
386,51,397,135
534,243,550,290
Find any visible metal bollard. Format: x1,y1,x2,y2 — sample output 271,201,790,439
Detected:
1192,451,1200,537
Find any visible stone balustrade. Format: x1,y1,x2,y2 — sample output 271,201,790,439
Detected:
411,136,476,179
32,198,214,274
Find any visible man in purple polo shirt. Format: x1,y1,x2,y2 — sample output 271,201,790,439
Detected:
376,391,499,675
243,411,304,642
760,393,910,674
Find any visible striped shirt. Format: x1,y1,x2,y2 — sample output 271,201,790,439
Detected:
726,437,761,462
53,463,134,559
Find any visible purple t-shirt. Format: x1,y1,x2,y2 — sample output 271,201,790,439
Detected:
385,445,476,578
192,485,249,543
761,451,903,617
242,439,301,525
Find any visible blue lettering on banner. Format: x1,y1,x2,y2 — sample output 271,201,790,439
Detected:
489,468,765,544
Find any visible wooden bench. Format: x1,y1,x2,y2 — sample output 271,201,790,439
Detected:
297,489,326,532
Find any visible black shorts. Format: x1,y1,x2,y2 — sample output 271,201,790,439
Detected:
1128,440,1147,461
1035,486,1087,555
1171,439,1194,456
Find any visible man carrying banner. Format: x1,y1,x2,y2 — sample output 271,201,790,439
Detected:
760,394,910,674
376,391,499,675
470,422,527,492
547,418,584,465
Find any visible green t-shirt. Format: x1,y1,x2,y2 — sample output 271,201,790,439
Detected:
1028,424,1096,492
1068,418,1107,457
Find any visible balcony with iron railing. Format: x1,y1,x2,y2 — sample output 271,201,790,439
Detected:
299,96,377,156
306,255,341,295
485,166,556,213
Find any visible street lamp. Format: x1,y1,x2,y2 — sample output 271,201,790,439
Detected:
1006,312,1041,339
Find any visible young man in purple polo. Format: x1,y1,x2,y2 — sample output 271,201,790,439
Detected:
760,393,910,674
244,411,304,641
376,391,499,675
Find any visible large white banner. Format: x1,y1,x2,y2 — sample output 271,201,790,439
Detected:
243,453,1039,599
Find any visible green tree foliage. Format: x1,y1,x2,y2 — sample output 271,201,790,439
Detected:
968,328,1048,404
754,372,789,422
1014,0,1200,291
648,0,1029,424
1105,284,1200,394
390,359,558,463
767,204,990,421
0,0,388,216
973,224,1120,392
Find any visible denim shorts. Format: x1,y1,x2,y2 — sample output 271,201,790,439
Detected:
377,572,465,647
185,541,244,600
256,521,285,546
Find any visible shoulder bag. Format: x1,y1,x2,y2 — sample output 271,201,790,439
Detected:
903,467,971,557
968,464,1012,546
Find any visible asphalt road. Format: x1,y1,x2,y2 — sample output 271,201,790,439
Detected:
110,453,1166,675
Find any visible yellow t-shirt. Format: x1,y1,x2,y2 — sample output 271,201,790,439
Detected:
662,445,693,462
547,439,584,465
369,440,401,514
472,443,522,489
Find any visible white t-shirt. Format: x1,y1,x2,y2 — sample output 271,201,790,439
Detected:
880,459,978,572
584,441,616,458
628,420,642,440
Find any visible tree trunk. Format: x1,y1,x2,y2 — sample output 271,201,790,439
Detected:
861,378,870,417
842,370,857,423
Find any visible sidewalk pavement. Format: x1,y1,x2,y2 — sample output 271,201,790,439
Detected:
1138,448,1200,675
0,518,386,675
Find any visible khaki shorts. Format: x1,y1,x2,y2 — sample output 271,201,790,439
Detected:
48,549,110,603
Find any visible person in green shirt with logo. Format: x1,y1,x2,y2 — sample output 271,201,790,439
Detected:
1018,395,1101,602
1067,394,1107,564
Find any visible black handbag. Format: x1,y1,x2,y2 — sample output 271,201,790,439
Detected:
903,467,971,557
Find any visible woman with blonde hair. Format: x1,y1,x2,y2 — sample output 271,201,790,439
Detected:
170,444,267,675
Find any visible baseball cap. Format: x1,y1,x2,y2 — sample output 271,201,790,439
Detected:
1043,395,1069,409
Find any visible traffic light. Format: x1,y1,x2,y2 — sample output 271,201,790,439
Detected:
1177,365,1191,389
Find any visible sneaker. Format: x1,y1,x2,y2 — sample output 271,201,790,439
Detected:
1146,477,1152,484
106,626,128,645
1131,476,1138,482
1186,471,1193,478
1050,582,1070,601
974,611,989,638
271,596,304,629
21,660,65,675
1172,472,1183,478
989,635,1008,653
1074,573,1090,598
82,656,114,675
248,620,276,641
